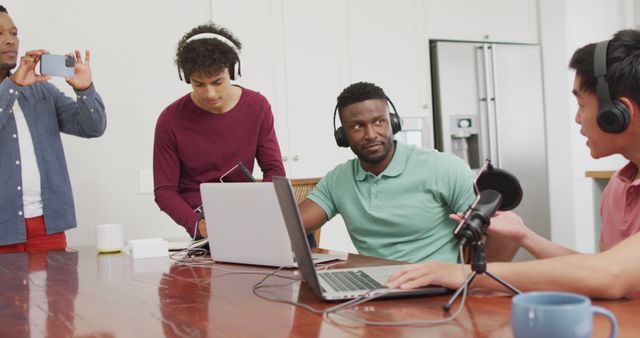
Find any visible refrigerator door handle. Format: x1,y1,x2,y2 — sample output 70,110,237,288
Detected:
482,43,500,167
488,43,502,167
476,45,491,164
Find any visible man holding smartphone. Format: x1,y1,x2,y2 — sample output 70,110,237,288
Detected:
0,6,106,253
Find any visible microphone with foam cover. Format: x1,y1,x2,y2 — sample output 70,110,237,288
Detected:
453,161,523,245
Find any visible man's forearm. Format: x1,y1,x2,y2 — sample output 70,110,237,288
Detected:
484,234,519,262
474,253,627,299
517,227,578,259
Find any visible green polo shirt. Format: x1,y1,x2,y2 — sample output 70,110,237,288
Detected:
309,142,475,263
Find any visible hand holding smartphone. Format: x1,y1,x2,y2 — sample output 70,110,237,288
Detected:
39,54,75,77
11,49,92,90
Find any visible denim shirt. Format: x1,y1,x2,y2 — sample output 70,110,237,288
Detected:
0,77,106,245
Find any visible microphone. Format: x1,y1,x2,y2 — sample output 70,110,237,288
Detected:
443,160,525,311
453,160,523,246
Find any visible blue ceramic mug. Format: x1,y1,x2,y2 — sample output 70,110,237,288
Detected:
512,291,617,338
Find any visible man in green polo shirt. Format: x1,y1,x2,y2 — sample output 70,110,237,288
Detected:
298,82,516,263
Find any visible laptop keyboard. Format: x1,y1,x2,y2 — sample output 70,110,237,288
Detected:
319,270,383,292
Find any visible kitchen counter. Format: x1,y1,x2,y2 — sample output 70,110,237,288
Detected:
585,170,616,179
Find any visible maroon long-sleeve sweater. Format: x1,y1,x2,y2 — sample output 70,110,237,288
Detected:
153,87,285,236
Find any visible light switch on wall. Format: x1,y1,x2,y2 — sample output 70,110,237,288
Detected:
139,169,153,194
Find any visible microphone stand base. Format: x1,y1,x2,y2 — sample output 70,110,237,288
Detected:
443,242,522,312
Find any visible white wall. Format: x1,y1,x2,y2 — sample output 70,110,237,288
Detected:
537,0,577,251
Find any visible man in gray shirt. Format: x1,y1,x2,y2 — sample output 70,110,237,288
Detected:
0,5,106,252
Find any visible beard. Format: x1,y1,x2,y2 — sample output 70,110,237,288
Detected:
351,137,395,165
0,61,16,76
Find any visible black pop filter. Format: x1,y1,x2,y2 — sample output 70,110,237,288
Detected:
475,165,523,211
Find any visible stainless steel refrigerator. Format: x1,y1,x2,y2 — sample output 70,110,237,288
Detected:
430,41,550,260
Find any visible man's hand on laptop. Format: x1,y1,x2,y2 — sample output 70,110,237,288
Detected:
385,261,468,290
198,219,208,238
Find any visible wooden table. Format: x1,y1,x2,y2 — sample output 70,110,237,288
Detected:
0,246,633,337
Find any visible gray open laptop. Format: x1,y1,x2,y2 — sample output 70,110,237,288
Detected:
200,182,344,268
271,176,449,301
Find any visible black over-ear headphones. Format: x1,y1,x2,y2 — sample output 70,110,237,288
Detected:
594,40,630,133
177,32,242,83
333,96,402,148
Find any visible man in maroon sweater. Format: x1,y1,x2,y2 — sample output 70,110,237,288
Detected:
153,24,285,239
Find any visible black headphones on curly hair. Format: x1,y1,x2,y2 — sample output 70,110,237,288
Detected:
332,96,402,148
177,32,242,83
593,39,630,133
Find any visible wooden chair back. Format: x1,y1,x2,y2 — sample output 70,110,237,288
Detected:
290,177,322,246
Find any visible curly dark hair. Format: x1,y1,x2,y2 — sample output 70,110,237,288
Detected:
176,23,242,83
0,6,7,13
569,29,640,106
336,82,387,118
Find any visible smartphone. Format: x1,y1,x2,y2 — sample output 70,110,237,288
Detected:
39,54,75,77
238,162,256,182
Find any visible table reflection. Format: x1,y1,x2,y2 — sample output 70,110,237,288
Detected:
158,262,212,338
0,250,78,338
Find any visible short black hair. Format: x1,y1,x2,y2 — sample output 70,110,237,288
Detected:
176,23,242,81
569,29,640,106
0,6,7,13
336,82,387,118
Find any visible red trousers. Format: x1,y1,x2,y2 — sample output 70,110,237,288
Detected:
0,216,67,253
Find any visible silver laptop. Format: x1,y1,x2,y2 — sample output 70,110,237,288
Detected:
272,176,449,301
200,182,344,268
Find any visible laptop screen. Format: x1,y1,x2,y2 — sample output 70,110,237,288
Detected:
272,176,325,298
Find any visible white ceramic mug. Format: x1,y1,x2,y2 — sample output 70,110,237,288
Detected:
95,224,124,253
